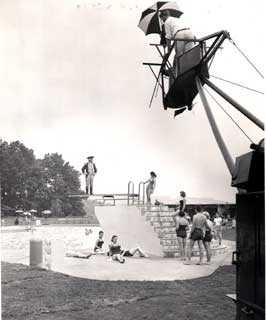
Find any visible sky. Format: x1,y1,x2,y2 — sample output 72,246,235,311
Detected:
0,0,264,202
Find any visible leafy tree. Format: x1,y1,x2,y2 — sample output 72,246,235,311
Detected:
41,153,85,216
0,140,85,216
0,140,35,209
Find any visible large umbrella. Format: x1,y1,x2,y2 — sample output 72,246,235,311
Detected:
138,2,183,35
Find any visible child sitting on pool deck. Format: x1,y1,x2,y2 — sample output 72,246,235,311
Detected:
108,235,148,263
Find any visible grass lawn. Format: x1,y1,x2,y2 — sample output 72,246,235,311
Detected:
2,262,236,320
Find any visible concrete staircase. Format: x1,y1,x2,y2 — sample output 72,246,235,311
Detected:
138,204,228,258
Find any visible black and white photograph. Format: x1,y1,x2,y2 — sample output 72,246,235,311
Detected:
0,0,264,319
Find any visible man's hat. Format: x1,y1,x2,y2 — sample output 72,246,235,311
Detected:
87,156,94,159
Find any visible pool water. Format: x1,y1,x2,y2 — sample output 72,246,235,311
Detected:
1,225,102,266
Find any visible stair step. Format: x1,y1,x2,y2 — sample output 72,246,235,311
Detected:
162,245,179,251
154,226,176,233
160,239,179,246
145,213,174,218
137,203,228,259
151,221,176,228
149,216,175,222
144,210,175,215
160,234,178,239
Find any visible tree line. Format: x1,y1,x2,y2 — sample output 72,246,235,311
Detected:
0,139,85,216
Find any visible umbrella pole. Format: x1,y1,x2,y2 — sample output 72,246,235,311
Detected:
195,76,235,177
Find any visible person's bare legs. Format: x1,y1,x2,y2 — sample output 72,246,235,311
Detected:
182,238,187,260
196,240,204,265
128,247,148,258
177,237,186,260
218,229,222,246
203,241,212,264
66,249,95,259
184,239,195,264
177,237,184,259
112,254,125,263
146,188,151,204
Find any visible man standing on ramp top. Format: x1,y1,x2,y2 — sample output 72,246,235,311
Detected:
82,156,97,195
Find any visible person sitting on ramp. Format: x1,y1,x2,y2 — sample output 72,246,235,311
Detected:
94,230,105,254
108,235,148,263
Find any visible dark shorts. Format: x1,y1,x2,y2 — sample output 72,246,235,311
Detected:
176,229,187,239
204,232,212,242
122,250,133,257
190,228,204,241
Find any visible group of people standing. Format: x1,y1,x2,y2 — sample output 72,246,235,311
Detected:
174,191,224,265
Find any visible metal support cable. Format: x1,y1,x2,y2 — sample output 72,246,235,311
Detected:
210,75,264,95
204,78,264,130
204,87,254,144
208,55,216,69
229,38,264,79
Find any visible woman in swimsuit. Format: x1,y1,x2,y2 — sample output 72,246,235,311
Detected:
174,211,189,260
144,171,157,204
179,190,186,212
109,235,148,263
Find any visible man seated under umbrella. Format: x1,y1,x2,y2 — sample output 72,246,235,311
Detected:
159,10,195,81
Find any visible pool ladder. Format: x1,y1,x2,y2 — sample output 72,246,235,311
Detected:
127,181,145,205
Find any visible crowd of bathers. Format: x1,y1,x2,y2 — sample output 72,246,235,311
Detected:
66,189,231,265
171,190,227,265
175,204,225,265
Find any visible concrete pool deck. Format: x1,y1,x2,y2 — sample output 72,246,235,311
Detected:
51,245,234,281
1,225,235,281
1,250,234,281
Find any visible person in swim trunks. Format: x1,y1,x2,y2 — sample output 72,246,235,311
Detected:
203,212,214,264
185,206,208,265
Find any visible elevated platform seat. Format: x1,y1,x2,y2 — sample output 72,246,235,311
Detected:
164,45,208,110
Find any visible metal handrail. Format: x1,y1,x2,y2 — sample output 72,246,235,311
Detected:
127,181,134,205
138,181,145,205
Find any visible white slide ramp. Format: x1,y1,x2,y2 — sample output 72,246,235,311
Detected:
95,205,163,257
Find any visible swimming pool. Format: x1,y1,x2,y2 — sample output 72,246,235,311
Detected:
1,225,102,266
